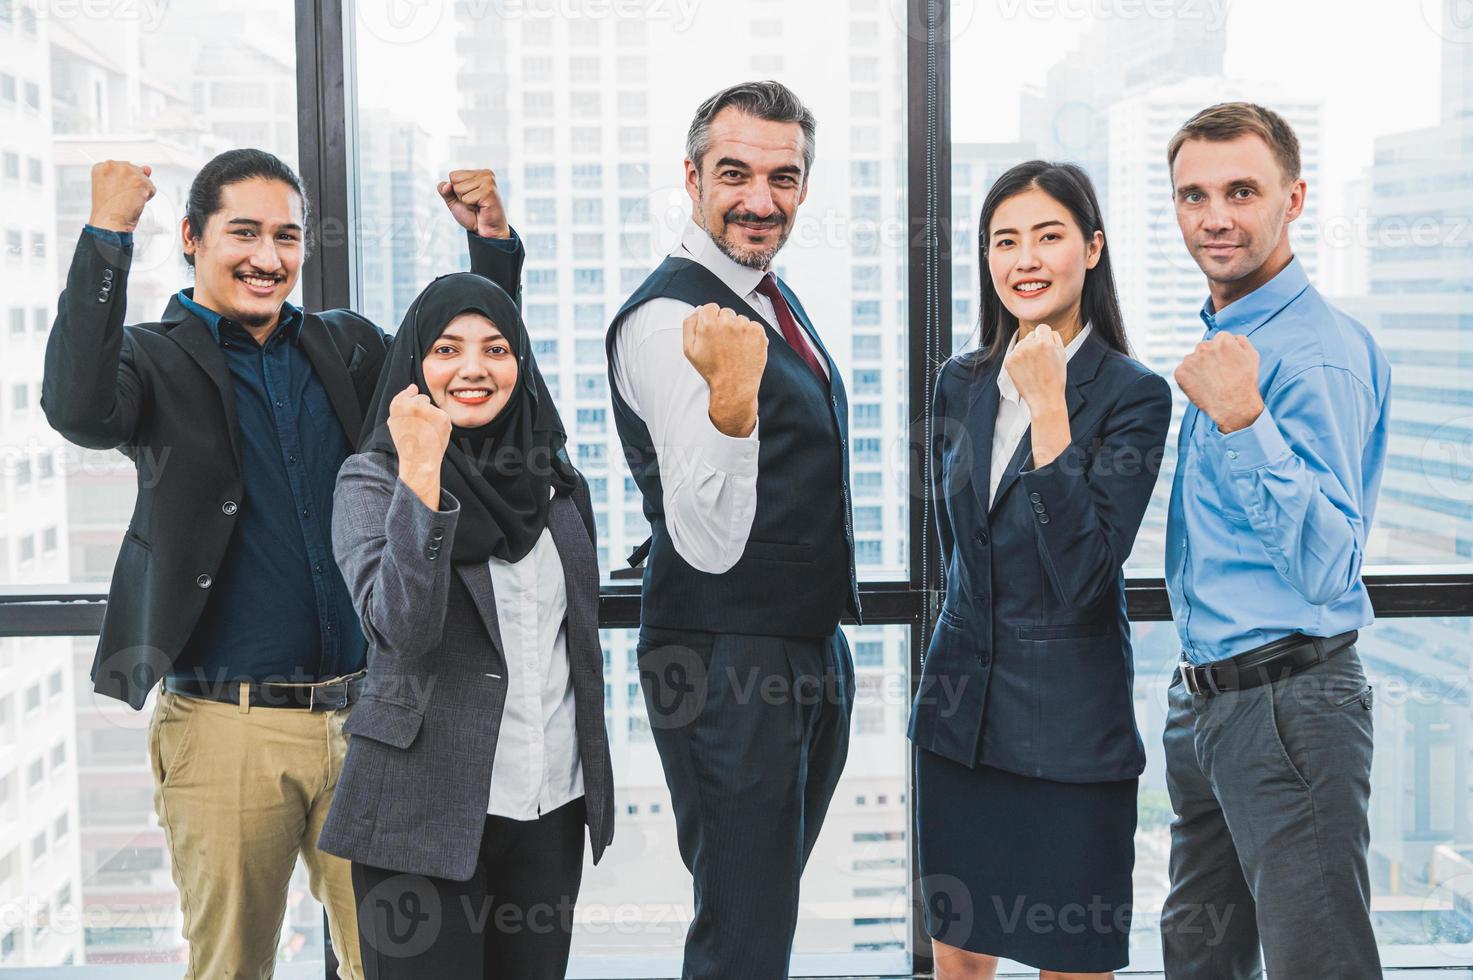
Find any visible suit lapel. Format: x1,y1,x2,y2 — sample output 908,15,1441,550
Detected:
988,330,1107,514
299,314,364,445
455,562,506,665
964,356,1005,519
546,494,597,642
163,300,241,474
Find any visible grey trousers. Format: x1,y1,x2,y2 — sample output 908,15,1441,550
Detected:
1161,645,1381,979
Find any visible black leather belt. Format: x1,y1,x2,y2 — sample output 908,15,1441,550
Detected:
163,671,367,711
1179,630,1358,698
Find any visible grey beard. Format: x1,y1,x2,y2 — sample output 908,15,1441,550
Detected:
711,227,784,270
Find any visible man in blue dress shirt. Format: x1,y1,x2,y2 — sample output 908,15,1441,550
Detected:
1159,103,1391,979
43,151,523,978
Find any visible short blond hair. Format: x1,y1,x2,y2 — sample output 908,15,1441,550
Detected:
1167,102,1301,184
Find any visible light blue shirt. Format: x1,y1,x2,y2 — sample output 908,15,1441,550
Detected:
1165,257,1391,664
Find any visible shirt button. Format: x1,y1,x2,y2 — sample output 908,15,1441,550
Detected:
275,400,284,408
288,454,298,464
325,623,334,632
1227,450,1240,460
221,501,238,516
302,509,310,518
314,562,325,574
195,574,212,589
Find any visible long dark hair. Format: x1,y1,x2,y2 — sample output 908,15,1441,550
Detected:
972,161,1130,366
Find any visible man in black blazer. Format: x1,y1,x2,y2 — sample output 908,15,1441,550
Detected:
42,150,523,978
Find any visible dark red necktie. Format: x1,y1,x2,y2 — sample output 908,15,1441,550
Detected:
756,274,827,385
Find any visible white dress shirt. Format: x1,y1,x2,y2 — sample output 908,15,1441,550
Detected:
611,220,828,574
485,496,583,821
990,322,1094,506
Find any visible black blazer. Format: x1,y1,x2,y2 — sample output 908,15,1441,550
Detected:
908,330,1171,783
42,229,524,709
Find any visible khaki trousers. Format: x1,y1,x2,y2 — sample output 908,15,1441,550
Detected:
148,688,364,979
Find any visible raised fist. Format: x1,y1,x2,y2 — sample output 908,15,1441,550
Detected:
388,383,452,475
88,161,156,234
438,169,510,239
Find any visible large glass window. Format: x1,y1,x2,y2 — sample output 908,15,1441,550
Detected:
0,1,307,967
350,1,911,585
950,0,1473,576
952,0,1473,967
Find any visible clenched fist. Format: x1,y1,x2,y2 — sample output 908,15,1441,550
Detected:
389,384,452,508
1175,333,1264,434
438,169,510,240
682,304,768,438
88,161,156,234
1003,323,1068,415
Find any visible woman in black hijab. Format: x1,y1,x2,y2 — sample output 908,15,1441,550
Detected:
319,273,615,978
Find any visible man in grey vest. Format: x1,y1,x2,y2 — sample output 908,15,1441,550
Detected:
606,81,861,978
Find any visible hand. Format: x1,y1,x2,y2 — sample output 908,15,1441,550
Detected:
1175,333,1264,434
1003,324,1068,416
438,169,510,239
388,384,452,479
682,304,768,437
88,161,156,234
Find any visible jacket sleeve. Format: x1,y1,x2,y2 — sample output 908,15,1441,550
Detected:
41,228,148,449
467,228,525,310
332,452,461,661
1017,371,1172,611
930,366,959,582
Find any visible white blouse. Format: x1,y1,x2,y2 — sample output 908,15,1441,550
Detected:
484,508,583,821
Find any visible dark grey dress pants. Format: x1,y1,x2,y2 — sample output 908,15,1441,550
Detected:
1161,646,1381,979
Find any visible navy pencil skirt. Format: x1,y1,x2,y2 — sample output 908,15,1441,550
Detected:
915,747,1138,972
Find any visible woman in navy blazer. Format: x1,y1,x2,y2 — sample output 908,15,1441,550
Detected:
910,162,1171,978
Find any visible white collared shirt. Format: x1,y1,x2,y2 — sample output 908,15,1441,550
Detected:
989,323,1094,506
485,492,583,821
611,220,828,574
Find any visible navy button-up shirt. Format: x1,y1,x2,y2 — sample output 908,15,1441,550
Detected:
168,289,364,683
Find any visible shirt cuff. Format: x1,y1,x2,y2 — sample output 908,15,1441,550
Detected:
84,224,134,249
469,226,519,252
1219,405,1291,473
697,415,759,476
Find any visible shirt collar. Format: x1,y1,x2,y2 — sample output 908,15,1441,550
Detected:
1198,255,1310,338
997,321,1094,404
177,288,304,346
677,220,768,300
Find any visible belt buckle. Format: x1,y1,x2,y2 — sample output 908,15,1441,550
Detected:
308,683,347,712
1181,662,1206,697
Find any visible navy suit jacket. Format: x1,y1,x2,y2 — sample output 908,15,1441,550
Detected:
908,330,1171,783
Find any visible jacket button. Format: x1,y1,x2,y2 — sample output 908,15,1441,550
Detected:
196,574,212,589
431,528,444,541
426,550,438,561
221,501,238,515
1032,502,1045,514
95,290,108,303
102,269,114,282
1029,492,1041,503
1039,514,1050,525
973,529,989,545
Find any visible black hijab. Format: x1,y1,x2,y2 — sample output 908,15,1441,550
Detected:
359,273,579,564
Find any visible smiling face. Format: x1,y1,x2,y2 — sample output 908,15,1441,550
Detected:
986,186,1102,335
1172,132,1305,308
182,177,304,333
420,313,520,428
685,107,809,270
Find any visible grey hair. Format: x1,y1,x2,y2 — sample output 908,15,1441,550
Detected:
685,80,817,177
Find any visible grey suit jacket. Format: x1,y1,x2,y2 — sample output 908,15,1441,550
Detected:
318,451,614,880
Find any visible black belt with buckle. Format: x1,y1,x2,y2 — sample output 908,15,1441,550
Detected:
163,672,367,711
1179,630,1359,698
